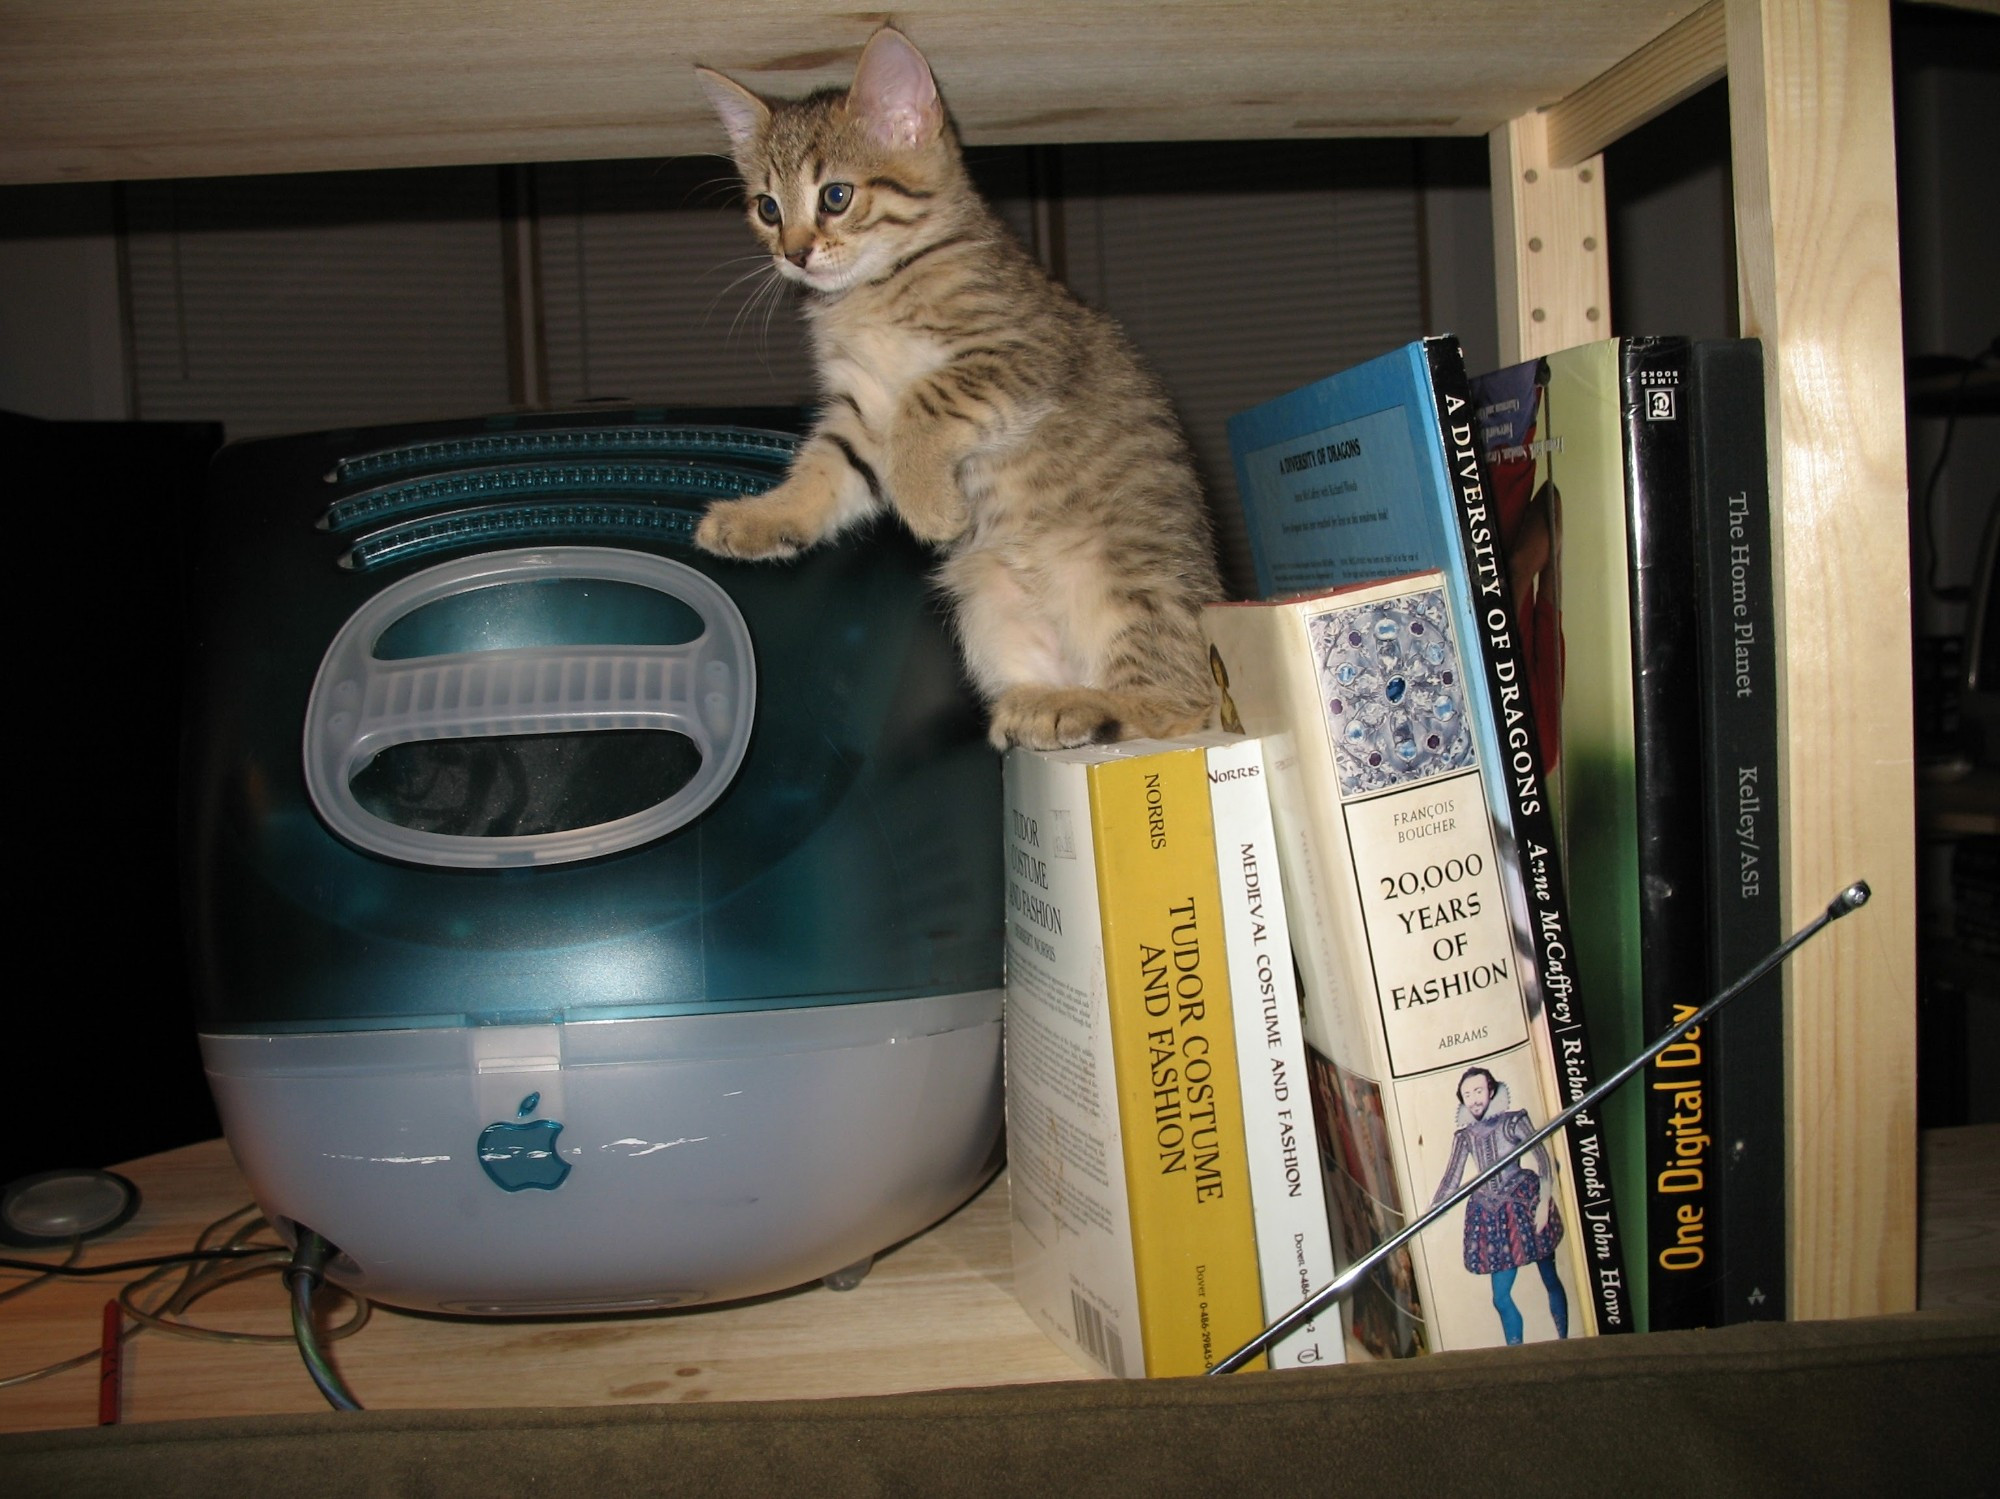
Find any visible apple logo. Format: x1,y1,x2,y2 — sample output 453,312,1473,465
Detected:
477,1091,572,1193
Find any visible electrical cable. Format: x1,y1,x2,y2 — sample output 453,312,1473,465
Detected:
0,1205,370,1393
0,1238,83,1306
282,1229,365,1411
0,1247,274,1278
120,1208,368,1348
0,1330,136,1390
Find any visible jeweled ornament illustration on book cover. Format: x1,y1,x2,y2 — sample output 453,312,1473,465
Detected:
1310,588,1475,796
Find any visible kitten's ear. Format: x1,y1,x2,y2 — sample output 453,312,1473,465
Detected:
848,27,944,150
695,67,770,150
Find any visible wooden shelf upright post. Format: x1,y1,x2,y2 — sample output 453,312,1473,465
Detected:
1726,0,1916,1321
1487,110,1611,364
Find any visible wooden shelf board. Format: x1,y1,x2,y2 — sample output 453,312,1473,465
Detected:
1917,1123,2000,1315
0,1140,1089,1434
5,1124,1989,1434
1,1,1709,185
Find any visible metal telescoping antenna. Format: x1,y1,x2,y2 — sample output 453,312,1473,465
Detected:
1209,879,1872,1376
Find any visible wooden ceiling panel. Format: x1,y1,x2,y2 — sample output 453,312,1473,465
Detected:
1,1,1705,184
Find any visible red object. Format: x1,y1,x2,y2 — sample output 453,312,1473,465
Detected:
97,1300,122,1425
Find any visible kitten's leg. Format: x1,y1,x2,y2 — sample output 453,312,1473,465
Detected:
988,580,1215,751
883,371,994,545
695,432,881,561
946,547,1214,751
941,548,1103,751
1068,505,1222,743
945,548,1066,699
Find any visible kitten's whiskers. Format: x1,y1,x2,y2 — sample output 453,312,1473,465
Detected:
701,253,783,324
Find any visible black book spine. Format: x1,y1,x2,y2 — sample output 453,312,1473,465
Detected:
1689,338,1786,1323
1424,335,1634,1336
1620,337,1719,1331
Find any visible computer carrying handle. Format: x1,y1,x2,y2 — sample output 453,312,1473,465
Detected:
303,547,755,869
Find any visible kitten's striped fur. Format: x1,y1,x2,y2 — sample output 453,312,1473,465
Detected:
694,28,1222,750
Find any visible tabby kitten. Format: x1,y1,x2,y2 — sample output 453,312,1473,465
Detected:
694,27,1223,750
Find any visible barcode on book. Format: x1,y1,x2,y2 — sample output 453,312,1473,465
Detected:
1070,1290,1127,1377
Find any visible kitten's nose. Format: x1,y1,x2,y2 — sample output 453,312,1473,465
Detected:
785,245,812,268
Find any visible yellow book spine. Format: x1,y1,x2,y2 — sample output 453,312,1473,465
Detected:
1087,748,1267,1376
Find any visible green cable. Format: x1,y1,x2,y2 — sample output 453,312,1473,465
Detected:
282,1230,365,1412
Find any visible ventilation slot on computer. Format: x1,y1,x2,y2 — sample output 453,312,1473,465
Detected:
326,423,802,487
322,459,778,533
338,498,719,571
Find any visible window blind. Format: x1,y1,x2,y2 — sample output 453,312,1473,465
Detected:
1058,141,1428,595
117,143,1460,600
123,168,512,440
530,152,1046,412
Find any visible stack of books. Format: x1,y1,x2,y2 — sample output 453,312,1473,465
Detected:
1003,733,1338,1377
1464,336,1782,1332
1003,331,1780,1375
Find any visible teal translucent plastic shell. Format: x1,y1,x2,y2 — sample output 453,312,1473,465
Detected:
185,407,1001,1034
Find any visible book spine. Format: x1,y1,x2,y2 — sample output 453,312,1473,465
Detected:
1001,751,1142,1378
1208,580,1586,1355
1620,337,1718,1331
1204,735,1343,1369
1472,343,1653,1328
1689,338,1786,1323
1206,597,1438,1360
1424,336,1634,1336
1088,749,1268,1376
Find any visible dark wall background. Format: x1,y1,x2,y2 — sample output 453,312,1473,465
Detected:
10,411,224,1180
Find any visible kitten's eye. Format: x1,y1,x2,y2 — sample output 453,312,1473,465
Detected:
754,195,781,226
818,182,854,215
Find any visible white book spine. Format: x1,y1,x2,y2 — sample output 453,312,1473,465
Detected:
1002,750,1142,1378
1203,735,1344,1368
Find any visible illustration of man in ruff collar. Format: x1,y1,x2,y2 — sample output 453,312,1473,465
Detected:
1429,1065,1570,1344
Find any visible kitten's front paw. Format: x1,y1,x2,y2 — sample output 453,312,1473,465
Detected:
987,684,1213,751
694,495,811,561
987,687,1127,752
